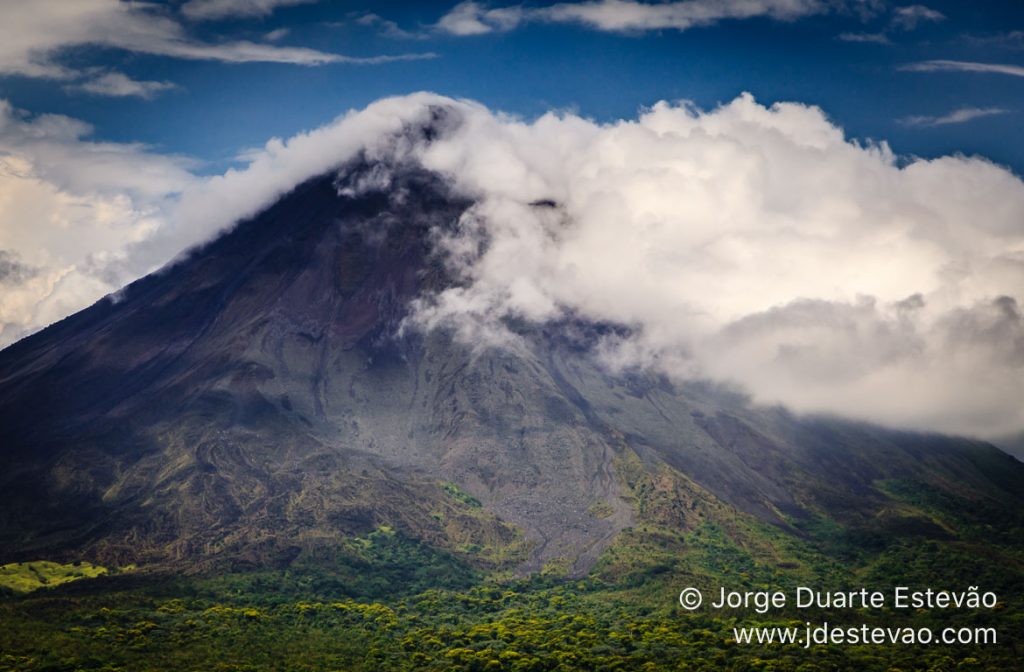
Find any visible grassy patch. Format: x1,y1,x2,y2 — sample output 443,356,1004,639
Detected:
0,561,111,595
441,482,482,508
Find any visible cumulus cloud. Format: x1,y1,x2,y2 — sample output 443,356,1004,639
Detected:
900,106,1010,127
181,0,319,21
0,100,196,345
902,59,1024,77
376,94,1022,438
3,92,1024,439
0,250,36,285
434,0,858,35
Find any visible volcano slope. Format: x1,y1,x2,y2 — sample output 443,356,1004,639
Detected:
0,157,1021,580
1,156,1024,671
0,153,1015,577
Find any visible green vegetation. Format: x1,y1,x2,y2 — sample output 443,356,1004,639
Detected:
0,561,112,595
197,527,484,603
0,537,1017,672
441,482,483,508
0,474,1019,671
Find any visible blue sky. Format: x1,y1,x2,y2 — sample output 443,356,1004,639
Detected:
1,1,1022,174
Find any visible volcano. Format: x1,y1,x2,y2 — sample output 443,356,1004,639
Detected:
0,153,1021,577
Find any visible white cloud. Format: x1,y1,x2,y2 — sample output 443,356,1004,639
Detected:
437,2,526,35
0,93,432,344
3,92,1024,440
890,4,944,31
902,59,1024,77
355,13,429,40
386,94,1024,438
0,101,196,346
900,106,1010,127
540,0,832,32
73,71,179,99
143,94,448,275
837,4,941,45
962,31,1024,50
264,28,291,42
181,0,319,21
0,0,432,81
837,31,890,44
0,250,36,285
434,0,873,35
